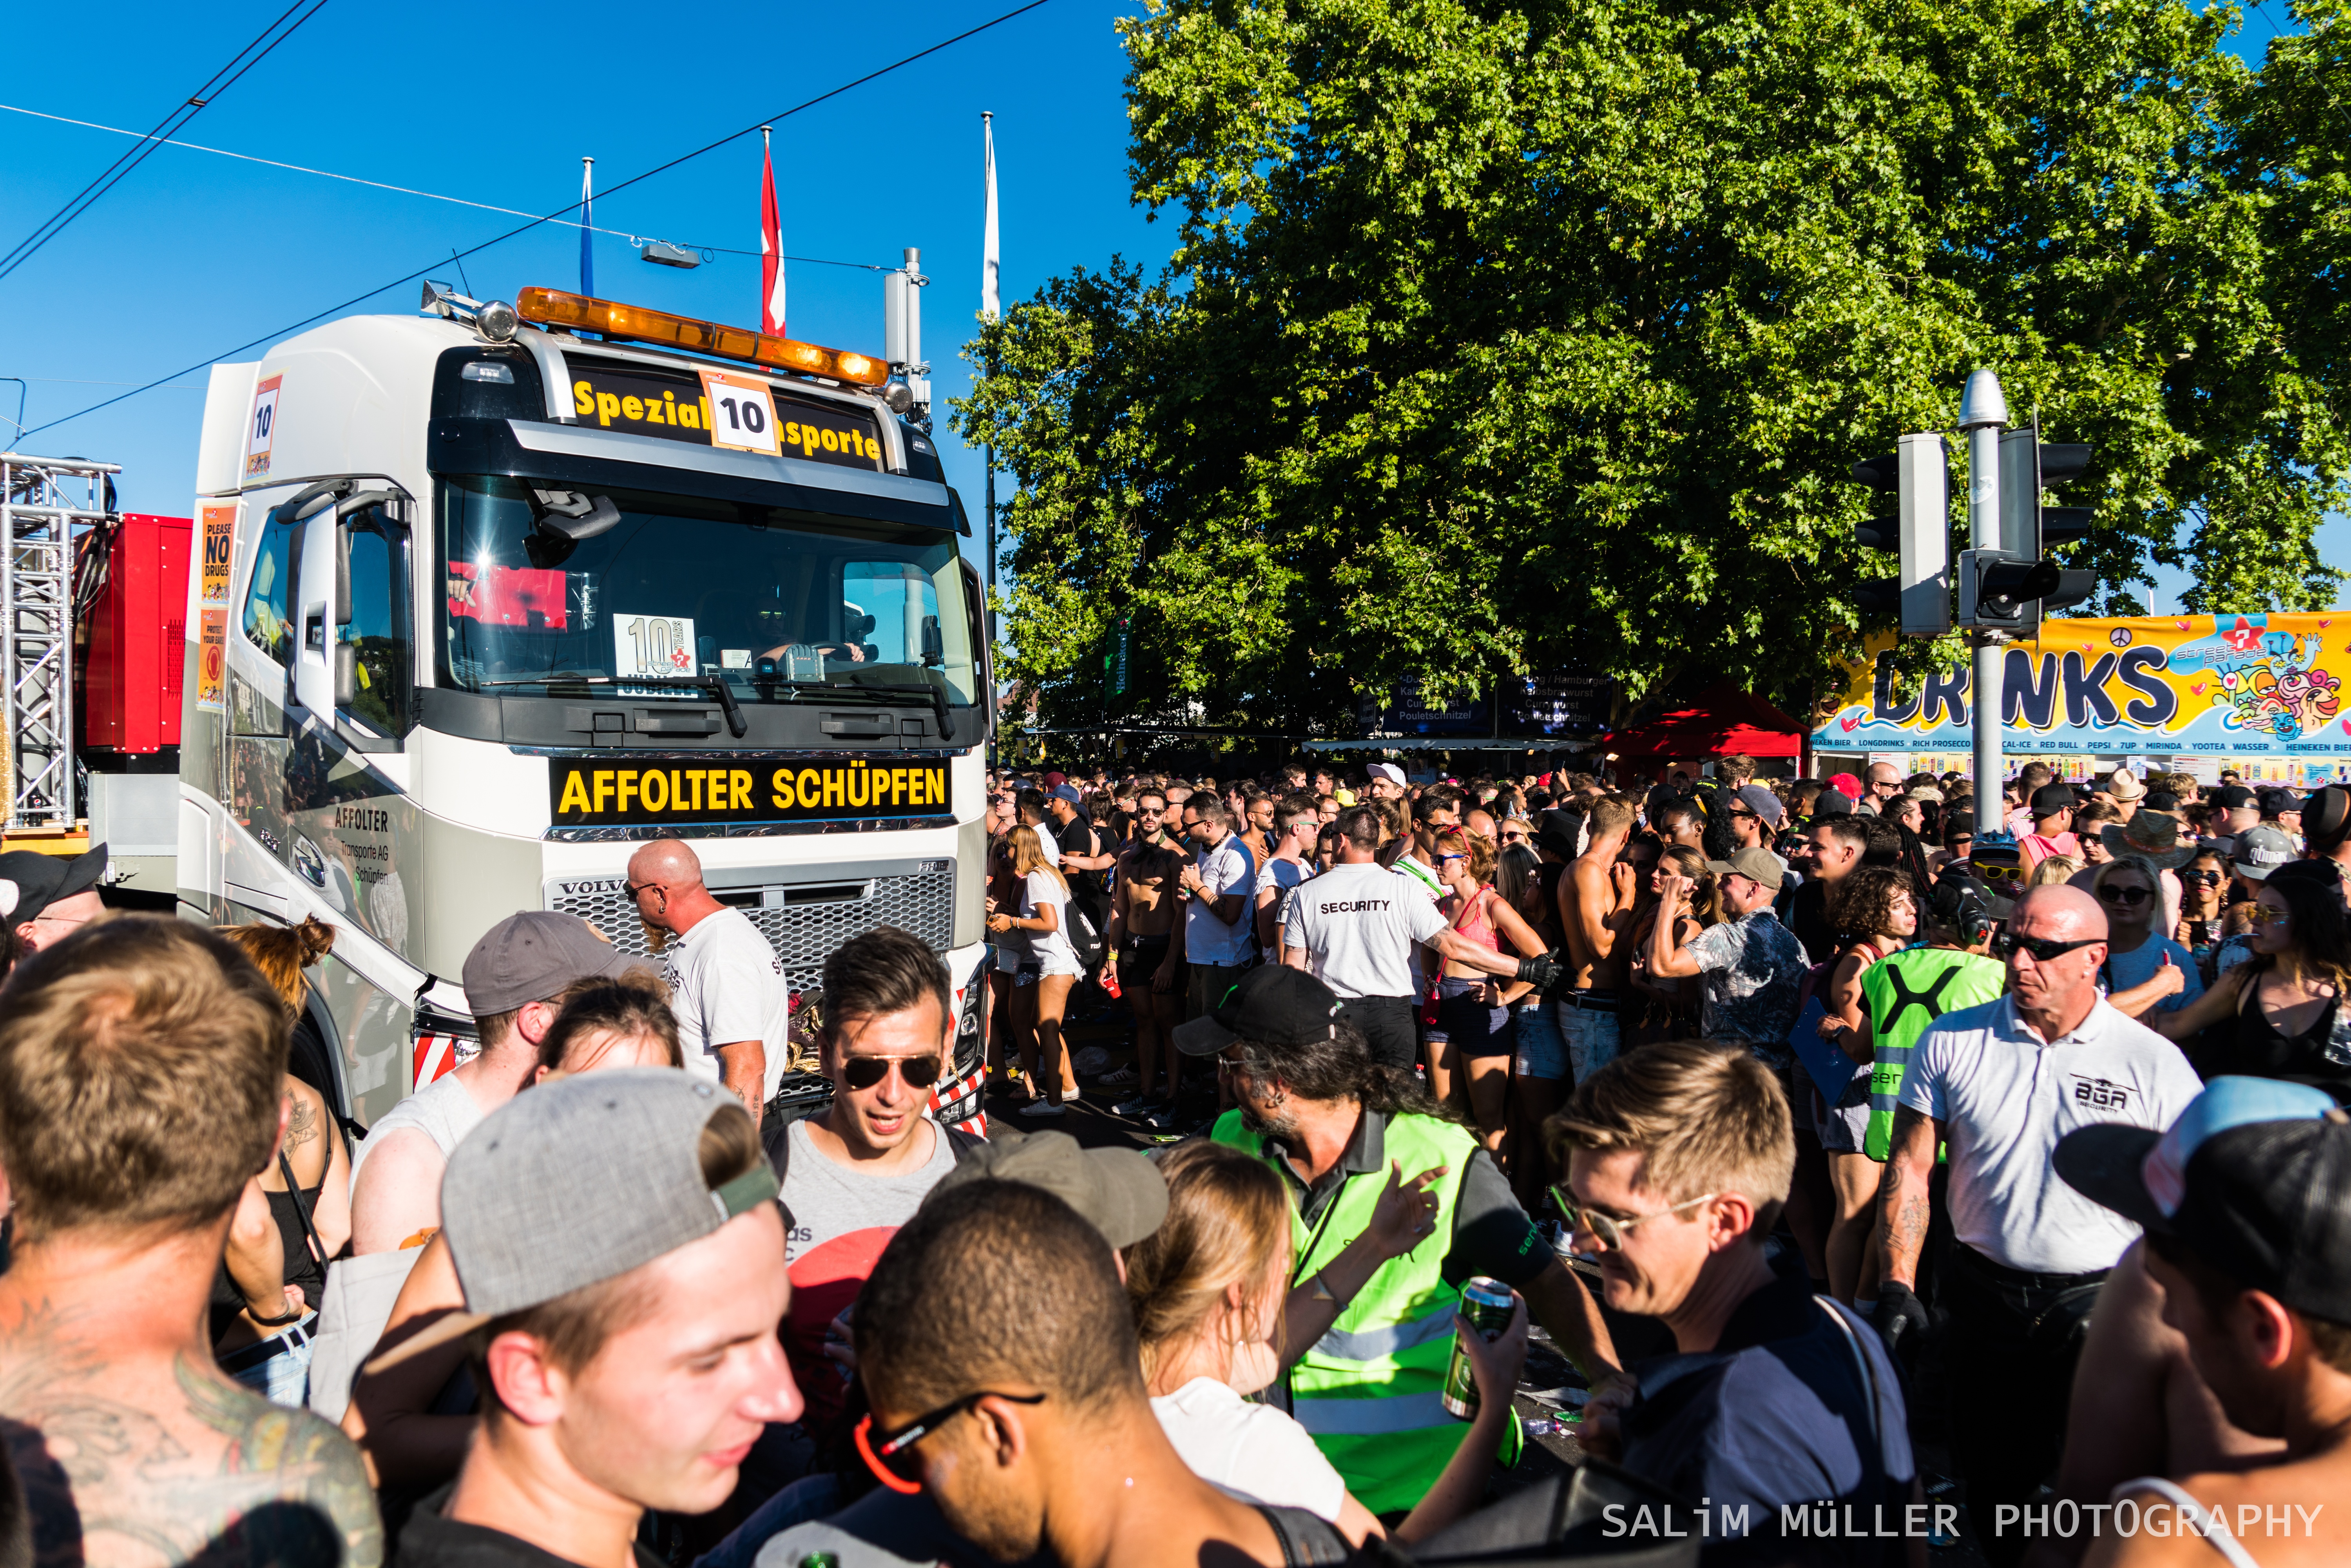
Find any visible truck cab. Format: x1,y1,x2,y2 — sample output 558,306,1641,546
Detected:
179,286,993,1131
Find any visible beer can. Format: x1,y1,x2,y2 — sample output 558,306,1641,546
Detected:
1441,1276,1516,1420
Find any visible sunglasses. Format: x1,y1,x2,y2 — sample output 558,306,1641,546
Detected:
2250,905,2292,926
2096,885,2154,906
1501,831,1530,844
841,1054,944,1091
1991,931,2105,963
2183,869,2224,887
1547,1186,1720,1252
855,1391,1047,1494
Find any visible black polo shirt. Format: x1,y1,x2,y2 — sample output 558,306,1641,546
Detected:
1251,1108,1551,1289
391,1485,666,1568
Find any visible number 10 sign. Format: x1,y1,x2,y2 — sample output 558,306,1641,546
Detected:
697,367,780,455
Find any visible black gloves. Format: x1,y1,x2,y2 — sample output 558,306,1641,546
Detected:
1516,953,1566,992
1874,1281,1930,1356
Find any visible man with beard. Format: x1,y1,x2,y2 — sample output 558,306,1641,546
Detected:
1182,965,1631,1515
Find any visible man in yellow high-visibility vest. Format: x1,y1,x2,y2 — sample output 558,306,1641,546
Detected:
1176,966,1634,1516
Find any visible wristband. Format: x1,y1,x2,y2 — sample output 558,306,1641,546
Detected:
247,1297,305,1328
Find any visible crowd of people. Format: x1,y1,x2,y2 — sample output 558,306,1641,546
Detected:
0,752,2347,1567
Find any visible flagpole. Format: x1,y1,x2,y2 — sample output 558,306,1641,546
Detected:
981,112,1000,607
578,157,594,296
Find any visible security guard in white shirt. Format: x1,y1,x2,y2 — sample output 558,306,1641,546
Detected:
1877,884,2202,1564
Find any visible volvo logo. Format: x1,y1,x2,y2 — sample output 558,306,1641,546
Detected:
556,877,627,896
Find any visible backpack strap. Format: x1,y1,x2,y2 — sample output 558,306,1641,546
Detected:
1252,1504,1355,1566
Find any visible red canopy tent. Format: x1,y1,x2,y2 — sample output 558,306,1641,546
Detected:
1601,682,1805,762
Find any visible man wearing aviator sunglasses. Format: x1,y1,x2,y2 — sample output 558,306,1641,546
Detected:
1549,1040,1920,1551
772,929,974,1436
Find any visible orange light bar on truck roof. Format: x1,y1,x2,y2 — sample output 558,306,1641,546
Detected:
514,287,888,387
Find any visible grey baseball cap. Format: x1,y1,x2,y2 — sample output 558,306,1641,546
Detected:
932,1128,1169,1249
463,910,631,1016
2233,823,2298,883
365,1070,778,1372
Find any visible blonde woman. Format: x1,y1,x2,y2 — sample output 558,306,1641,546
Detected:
1126,1141,1527,1547
987,824,1081,1116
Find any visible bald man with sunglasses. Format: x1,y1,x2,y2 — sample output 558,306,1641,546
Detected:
1877,885,2202,1562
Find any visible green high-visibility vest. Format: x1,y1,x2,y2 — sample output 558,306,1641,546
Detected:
1212,1108,1518,1514
1860,947,2006,1161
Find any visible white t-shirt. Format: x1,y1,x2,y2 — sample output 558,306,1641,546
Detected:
662,906,791,1103
1186,833,1257,968
1025,820,1060,866
1256,855,1310,934
1023,869,1079,970
1150,1376,1348,1522
1900,995,2203,1274
1281,860,1447,999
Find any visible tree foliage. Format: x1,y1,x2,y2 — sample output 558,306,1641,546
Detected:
955,0,2350,735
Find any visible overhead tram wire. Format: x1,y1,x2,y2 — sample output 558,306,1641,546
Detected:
0,0,335,283
22,0,1053,440
0,103,889,272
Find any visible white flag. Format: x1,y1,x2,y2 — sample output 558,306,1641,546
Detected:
981,112,1000,323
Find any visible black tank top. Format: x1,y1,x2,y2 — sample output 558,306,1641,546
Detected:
208,1153,328,1340
2213,957,2351,1099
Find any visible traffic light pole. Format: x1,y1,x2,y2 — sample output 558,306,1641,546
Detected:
1957,368,2009,836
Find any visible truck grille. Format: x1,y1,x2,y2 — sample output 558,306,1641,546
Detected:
545,864,956,994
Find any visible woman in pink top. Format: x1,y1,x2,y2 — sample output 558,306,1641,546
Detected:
1430,828,1550,1159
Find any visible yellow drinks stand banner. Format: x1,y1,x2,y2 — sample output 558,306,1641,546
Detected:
1814,614,2351,784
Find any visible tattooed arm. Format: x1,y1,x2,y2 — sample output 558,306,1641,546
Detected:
1877,1105,1942,1289
3,1297,384,1568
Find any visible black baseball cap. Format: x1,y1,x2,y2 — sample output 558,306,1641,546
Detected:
2030,782,2077,814
2055,1077,2351,1319
2212,784,2255,810
2257,787,2304,818
0,841,109,926
1173,963,1342,1057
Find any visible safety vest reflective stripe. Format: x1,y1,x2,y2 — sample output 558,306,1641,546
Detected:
1212,1107,1509,1515
1291,1392,1453,1436
1313,1303,1458,1363
1862,949,2006,1162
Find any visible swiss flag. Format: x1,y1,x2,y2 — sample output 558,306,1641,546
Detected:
760,140,786,338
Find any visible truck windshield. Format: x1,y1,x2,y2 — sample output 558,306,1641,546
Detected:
436,475,979,707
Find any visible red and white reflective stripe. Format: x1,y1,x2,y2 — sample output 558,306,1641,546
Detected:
411,1033,480,1090
928,1056,989,1140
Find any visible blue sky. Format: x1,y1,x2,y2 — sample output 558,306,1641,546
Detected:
0,0,1159,584
1,0,2331,612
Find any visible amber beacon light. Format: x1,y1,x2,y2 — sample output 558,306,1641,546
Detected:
515,287,888,387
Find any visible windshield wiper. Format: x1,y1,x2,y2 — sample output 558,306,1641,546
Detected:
840,679,956,741
471,674,746,738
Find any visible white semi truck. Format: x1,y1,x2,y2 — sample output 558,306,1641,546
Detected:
176,282,993,1129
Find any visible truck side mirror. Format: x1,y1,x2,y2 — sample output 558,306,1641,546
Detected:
334,643,357,709
921,614,944,666
335,528,351,625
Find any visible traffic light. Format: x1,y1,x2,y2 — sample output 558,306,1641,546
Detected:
1960,424,2099,630
1847,432,1951,636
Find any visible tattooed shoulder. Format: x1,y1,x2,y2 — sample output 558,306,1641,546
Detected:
2,1345,383,1568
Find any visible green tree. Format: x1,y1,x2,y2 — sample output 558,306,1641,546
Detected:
956,0,2349,736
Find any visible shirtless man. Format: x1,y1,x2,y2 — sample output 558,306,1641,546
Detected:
2022,1242,2280,1568
0,919,382,1568
1555,797,1640,1083
1108,790,1185,1117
